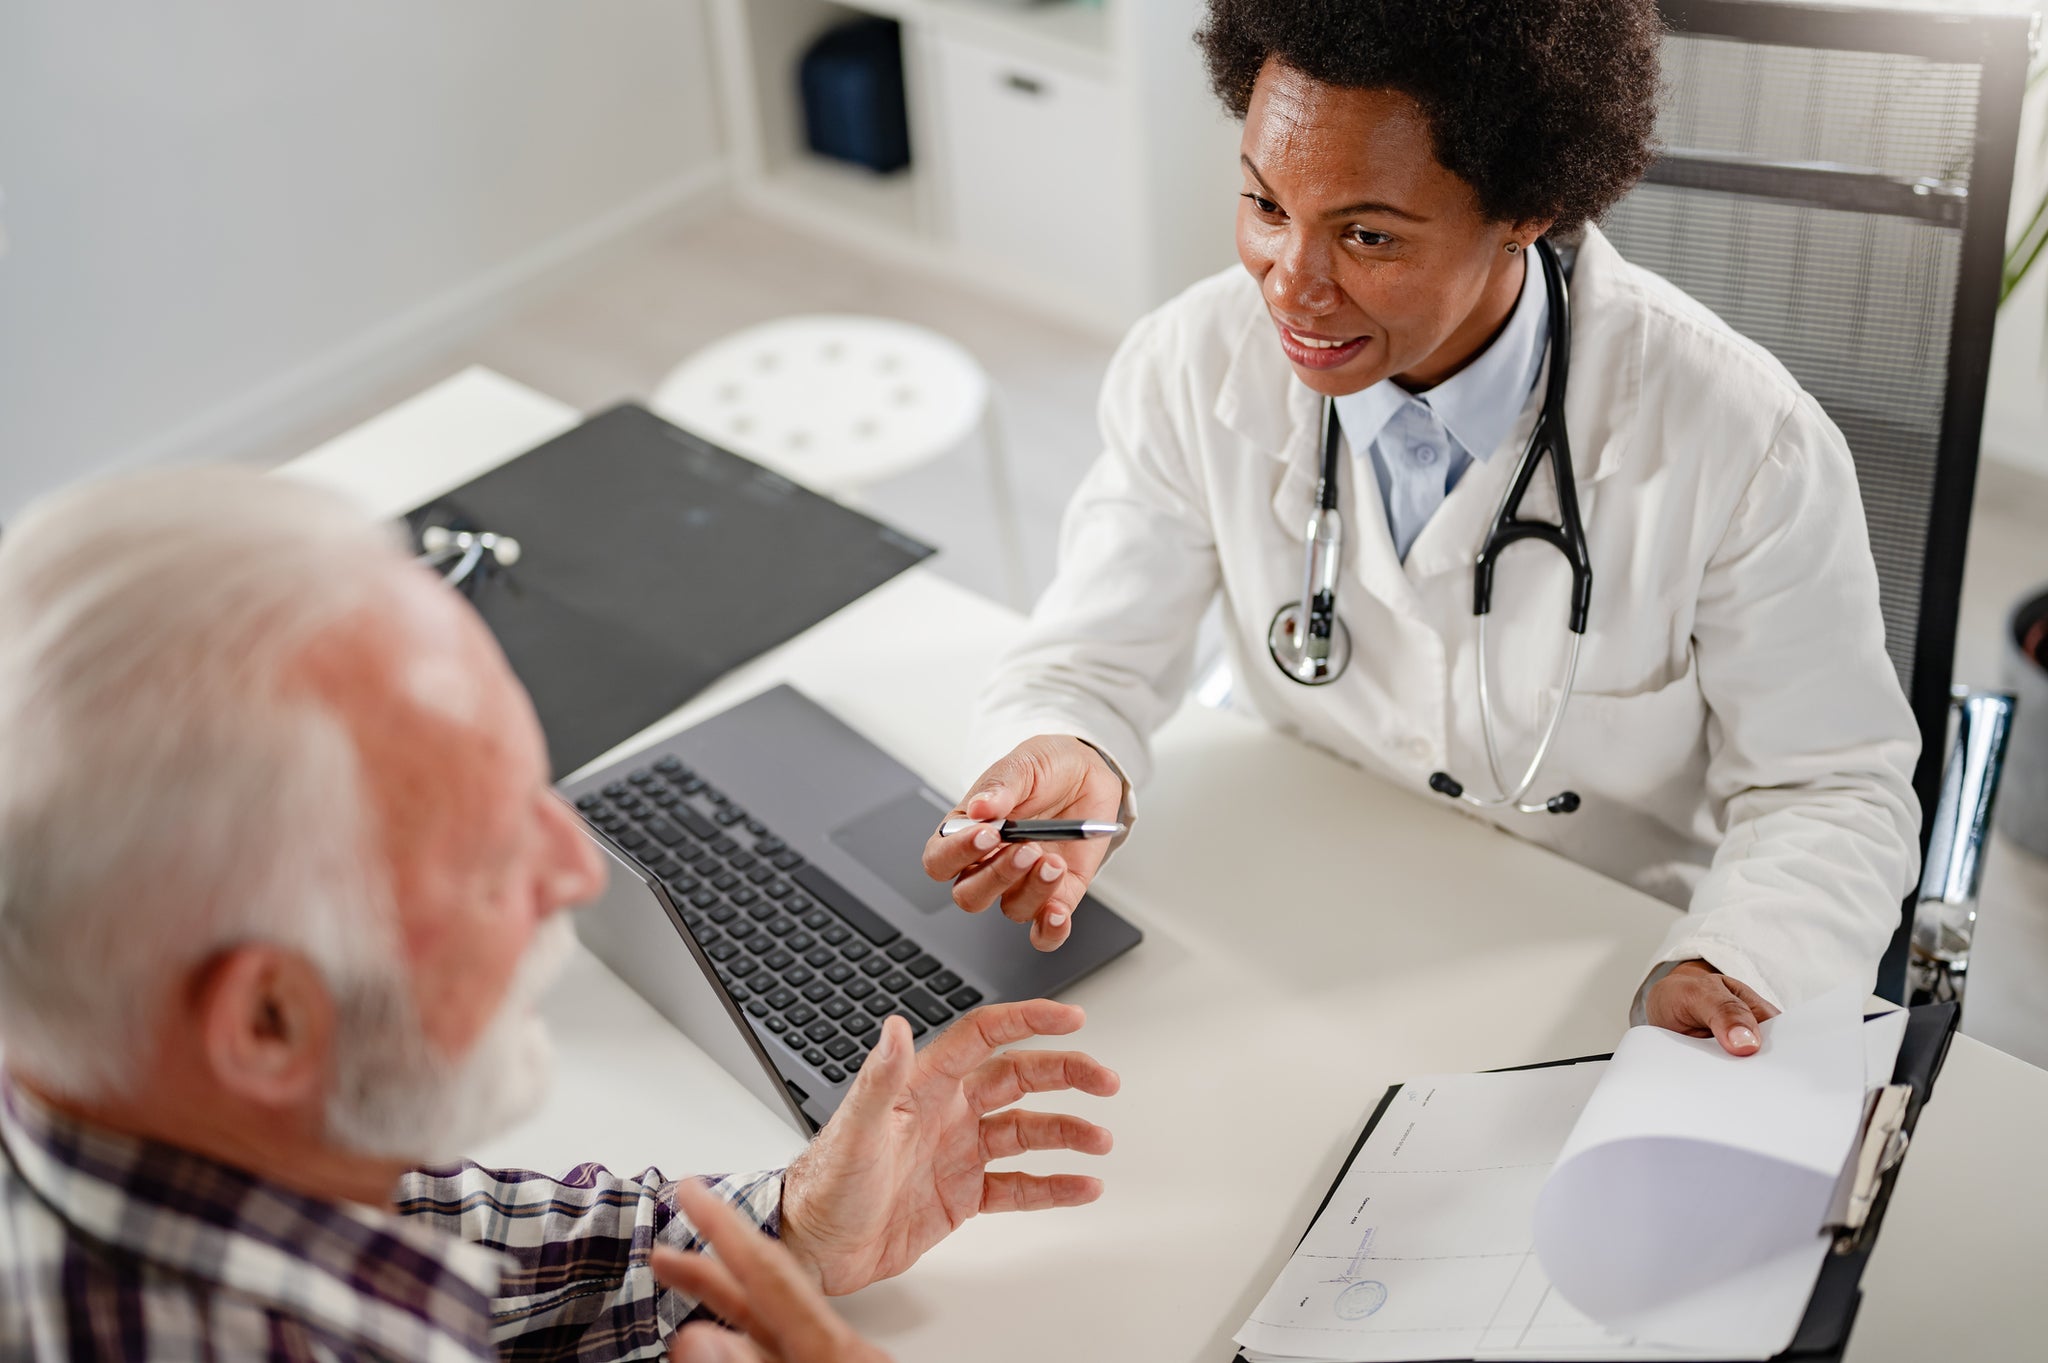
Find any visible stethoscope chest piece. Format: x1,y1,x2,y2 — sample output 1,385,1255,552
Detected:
1268,602,1352,686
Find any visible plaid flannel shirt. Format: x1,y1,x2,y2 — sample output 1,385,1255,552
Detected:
0,1081,782,1361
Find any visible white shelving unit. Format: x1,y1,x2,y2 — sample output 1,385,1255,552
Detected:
704,0,1241,334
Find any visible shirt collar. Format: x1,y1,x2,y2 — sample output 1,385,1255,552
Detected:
0,1079,506,1362
1332,247,1551,463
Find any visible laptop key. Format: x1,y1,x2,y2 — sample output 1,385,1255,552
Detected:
765,880,794,899
898,987,953,1027
880,971,912,993
676,808,716,840
801,908,830,930
884,939,922,963
824,963,855,984
824,1036,857,1061
765,916,796,936
805,948,836,969
786,1004,817,1027
786,931,815,952
746,866,776,886
730,887,759,907
804,1021,838,1044
766,1017,788,1033
706,942,739,963
764,949,795,972
905,955,942,978
711,835,740,857
728,851,758,871
926,970,962,995
860,957,890,978
766,987,797,1009
712,872,741,892
681,776,707,795
821,997,854,1019
727,921,758,940
863,994,896,1016
576,794,604,811
789,864,898,945
844,978,876,1000
840,940,871,961
784,966,814,988
804,1047,828,1067
822,1063,846,1083
746,935,776,957
665,875,701,896
749,902,777,921
707,904,738,924
801,982,833,1004
843,1017,879,1044
946,985,984,1011
690,889,721,910
756,836,787,856
772,850,804,871
730,958,760,978
616,830,649,852
746,1000,770,1018
716,807,747,827
820,925,851,947
645,819,686,846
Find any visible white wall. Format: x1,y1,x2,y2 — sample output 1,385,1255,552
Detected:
0,1,727,520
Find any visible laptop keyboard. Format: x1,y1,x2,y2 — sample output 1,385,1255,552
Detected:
575,753,984,1088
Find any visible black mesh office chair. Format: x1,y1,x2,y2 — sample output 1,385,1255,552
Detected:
1600,0,2036,1005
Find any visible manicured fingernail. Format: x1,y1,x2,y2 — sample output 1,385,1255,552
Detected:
1038,862,1061,882
1730,1026,1758,1050
974,828,998,850
1016,845,1041,868
1047,911,1066,926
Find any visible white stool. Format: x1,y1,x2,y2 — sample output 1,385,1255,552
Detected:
650,315,1027,605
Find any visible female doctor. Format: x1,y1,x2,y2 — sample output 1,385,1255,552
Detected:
922,0,1921,1054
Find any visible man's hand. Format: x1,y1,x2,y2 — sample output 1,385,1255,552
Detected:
1644,959,1782,1055
922,736,1123,951
777,999,1119,1295
655,1182,891,1363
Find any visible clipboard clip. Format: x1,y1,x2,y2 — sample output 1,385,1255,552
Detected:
1826,1083,1912,1252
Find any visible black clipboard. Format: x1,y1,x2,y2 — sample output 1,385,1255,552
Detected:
1234,1003,1959,1363
405,404,934,779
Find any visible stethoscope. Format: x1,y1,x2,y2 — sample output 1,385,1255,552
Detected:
1267,236,1591,816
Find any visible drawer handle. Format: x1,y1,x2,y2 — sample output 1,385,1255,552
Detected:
1002,72,1047,97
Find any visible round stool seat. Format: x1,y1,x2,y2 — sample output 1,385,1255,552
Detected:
651,315,991,495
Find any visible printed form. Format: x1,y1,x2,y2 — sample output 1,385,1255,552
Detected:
1236,988,1886,1363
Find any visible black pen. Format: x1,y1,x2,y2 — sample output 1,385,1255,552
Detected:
937,817,1126,842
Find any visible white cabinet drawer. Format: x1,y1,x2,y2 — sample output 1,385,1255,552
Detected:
926,32,1141,315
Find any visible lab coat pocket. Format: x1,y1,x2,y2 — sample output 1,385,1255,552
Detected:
1542,657,1709,807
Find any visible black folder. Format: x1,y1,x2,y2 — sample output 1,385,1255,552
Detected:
405,403,934,779
1235,1003,1959,1363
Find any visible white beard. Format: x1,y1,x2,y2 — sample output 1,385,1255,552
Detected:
324,913,575,1162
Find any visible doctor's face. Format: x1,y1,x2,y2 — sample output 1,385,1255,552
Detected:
1236,59,1544,398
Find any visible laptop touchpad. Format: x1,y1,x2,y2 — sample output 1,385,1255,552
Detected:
831,790,961,916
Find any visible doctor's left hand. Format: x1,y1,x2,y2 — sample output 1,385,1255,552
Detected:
1644,959,1781,1056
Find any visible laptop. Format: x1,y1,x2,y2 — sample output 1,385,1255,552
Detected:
561,684,1144,1131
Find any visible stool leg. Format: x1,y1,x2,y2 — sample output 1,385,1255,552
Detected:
981,403,1030,609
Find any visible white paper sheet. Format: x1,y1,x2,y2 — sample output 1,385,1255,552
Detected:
1531,985,1868,1357
1236,990,1881,1363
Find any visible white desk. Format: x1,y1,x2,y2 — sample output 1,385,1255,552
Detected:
287,368,2048,1363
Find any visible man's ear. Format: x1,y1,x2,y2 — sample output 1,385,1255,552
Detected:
195,945,335,1109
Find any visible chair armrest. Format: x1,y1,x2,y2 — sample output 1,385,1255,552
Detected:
1909,687,2017,1005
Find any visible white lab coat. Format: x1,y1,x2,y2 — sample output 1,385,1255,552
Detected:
974,225,1921,1009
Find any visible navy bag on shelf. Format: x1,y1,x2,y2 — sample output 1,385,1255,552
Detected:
799,17,911,174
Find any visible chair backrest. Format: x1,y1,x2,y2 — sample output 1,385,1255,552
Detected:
1598,0,2034,991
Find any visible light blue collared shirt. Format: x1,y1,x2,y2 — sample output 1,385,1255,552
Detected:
1332,253,1551,561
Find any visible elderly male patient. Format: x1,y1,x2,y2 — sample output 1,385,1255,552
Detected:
0,468,1119,1362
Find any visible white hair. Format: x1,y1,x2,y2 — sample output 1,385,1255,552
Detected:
0,466,414,1098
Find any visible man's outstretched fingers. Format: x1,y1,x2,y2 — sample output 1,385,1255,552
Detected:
673,1182,837,1355
965,1048,1122,1115
653,1247,758,1337
978,1108,1113,1161
923,999,1086,1080
669,1321,765,1363
980,1170,1105,1214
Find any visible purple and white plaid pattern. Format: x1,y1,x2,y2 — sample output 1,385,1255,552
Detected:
0,1083,782,1361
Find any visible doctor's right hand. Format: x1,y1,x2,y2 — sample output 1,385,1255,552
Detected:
921,735,1122,951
